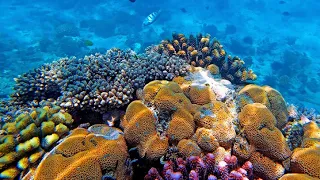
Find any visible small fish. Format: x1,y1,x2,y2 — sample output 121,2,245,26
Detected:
143,10,162,26
180,8,187,13
279,0,286,4
129,0,136,2
282,11,290,16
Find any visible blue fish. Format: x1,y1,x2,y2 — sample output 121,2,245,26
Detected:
143,10,162,26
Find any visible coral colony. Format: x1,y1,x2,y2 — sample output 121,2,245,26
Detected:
0,33,319,180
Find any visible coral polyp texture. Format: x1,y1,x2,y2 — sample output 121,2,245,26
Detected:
10,48,189,112
122,67,238,162
150,33,257,84
32,124,130,180
238,84,289,129
0,105,73,179
144,153,253,180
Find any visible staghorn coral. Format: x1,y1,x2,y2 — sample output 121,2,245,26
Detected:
10,48,189,113
144,153,253,180
149,33,256,84
0,106,73,179
32,125,130,180
238,84,289,129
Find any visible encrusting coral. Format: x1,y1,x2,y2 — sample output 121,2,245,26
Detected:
32,124,130,180
0,105,73,179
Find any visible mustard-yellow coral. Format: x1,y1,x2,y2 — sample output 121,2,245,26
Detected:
33,126,129,180
238,84,288,129
239,103,291,161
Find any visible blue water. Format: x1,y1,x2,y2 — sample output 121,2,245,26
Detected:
0,0,320,111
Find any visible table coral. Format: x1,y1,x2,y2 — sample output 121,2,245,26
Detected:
33,125,130,180
0,106,73,179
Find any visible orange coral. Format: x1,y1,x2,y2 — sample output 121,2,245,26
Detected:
249,151,285,180
187,85,216,105
33,126,129,180
238,85,288,129
121,81,197,160
238,103,291,161
290,147,320,178
177,139,201,158
167,108,195,142
279,173,318,180
193,128,219,152
121,100,156,146
207,64,220,75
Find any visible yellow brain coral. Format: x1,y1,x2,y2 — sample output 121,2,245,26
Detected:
121,80,197,160
238,84,288,129
249,151,285,180
290,147,320,178
238,103,291,161
279,173,319,180
33,126,129,180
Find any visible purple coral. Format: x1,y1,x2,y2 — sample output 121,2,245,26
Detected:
144,153,253,180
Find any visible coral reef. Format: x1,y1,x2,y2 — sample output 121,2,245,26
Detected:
150,33,257,84
32,124,130,180
122,68,237,161
144,153,253,180
10,48,189,113
0,106,73,179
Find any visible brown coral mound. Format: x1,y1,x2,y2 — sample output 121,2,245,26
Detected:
249,151,285,180
290,147,320,179
33,127,129,180
238,103,291,161
238,84,288,129
121,81,196,160
279,173,319,180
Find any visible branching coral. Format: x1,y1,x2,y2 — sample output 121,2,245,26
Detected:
10,48,189,113
0,105,73,179
149,33,257,84
144,153,253,180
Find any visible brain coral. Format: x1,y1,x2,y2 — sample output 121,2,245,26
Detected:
238,84,288,129
0,105,73,179
33,125,130,180
290,121,320,178
10,48,189,113
249,151,285,180
238,103,291,161
151,33,256,84
121,80,197,160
